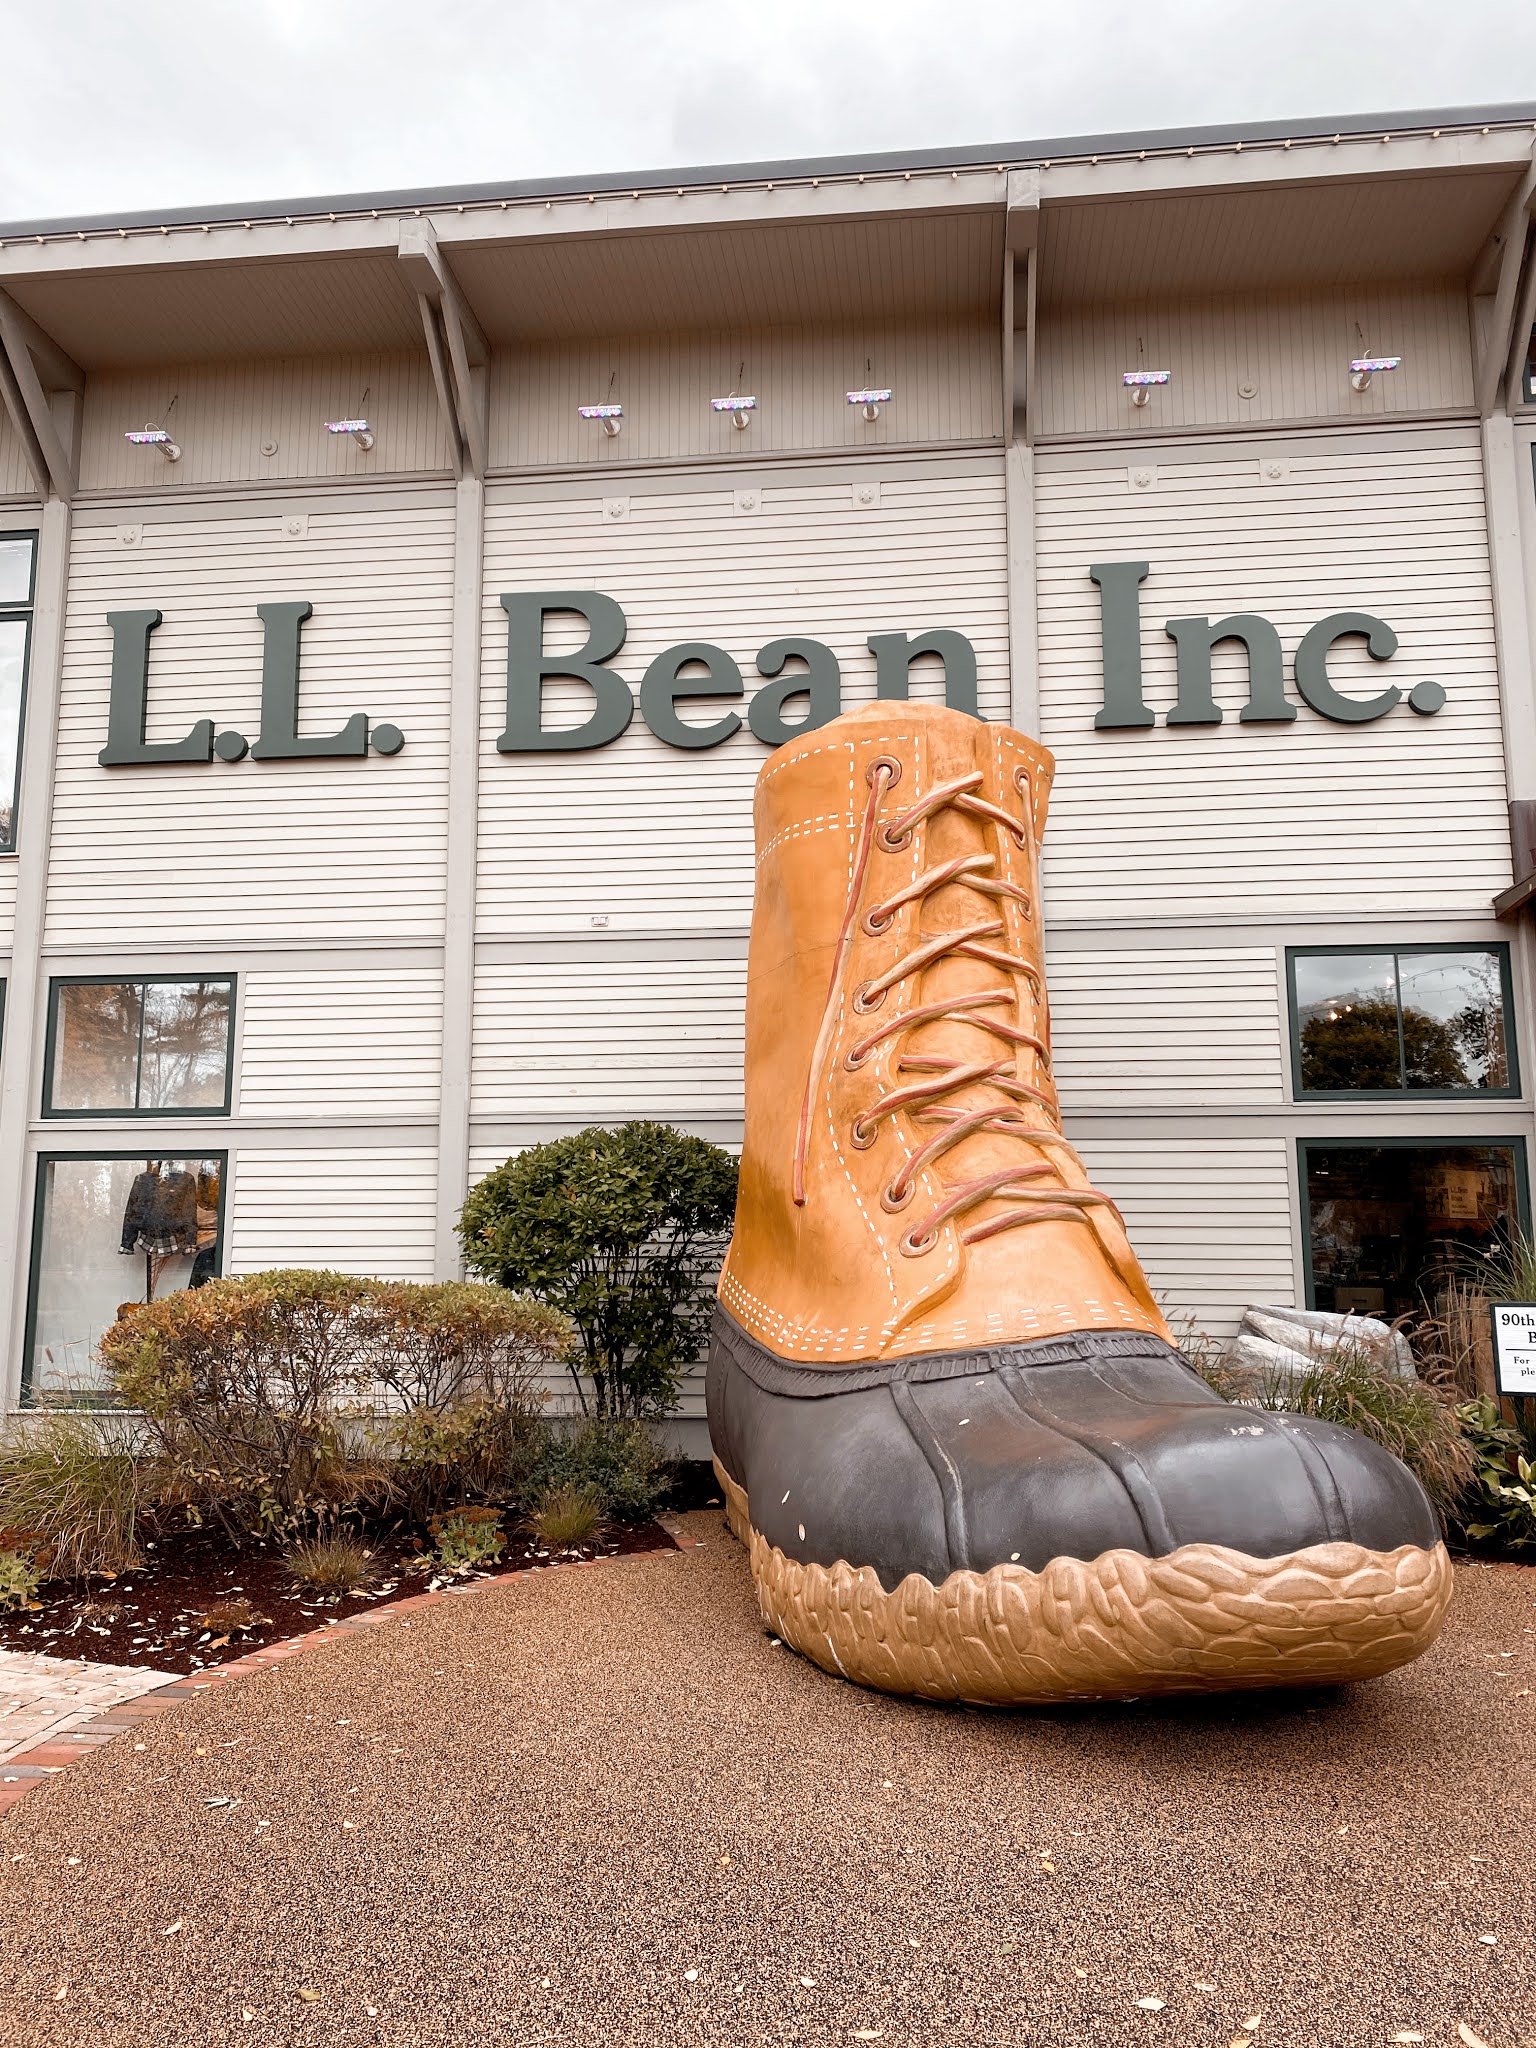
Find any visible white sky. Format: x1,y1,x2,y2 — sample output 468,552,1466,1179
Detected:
2,0,1535,222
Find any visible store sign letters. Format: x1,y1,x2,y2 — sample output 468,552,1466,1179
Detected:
1089,561,1447,731
97,592,981,768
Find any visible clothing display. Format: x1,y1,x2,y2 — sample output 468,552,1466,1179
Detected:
119,1164,199,1257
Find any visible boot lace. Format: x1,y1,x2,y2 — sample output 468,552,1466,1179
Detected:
793,755,1119,1258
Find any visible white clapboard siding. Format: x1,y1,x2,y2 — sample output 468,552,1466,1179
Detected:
1035,433,1510,921
226,1146,438,1279
1046,947,1284,1108
238,968,445,1118
1071,1133,1296,1340
0,417,35,503
477,466,1009,933
472,957,746,1121
1035,285,1472,439
81,355,454,490
48,494,454,947
495,321,1001,469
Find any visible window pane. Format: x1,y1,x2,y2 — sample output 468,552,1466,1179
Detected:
138,981,232,1110
1306,1143,1520,1321
1294,952,1402,1092
28,1156,222,1401
1397,950,1508,1091
0,616,26,850
0,535,32,605
51,982,143,1111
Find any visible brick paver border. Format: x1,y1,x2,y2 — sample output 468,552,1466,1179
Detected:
0,1518,700,1817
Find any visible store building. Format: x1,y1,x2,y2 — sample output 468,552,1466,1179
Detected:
3,103,1536,1436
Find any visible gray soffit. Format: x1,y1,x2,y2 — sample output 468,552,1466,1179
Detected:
3,101,1536,240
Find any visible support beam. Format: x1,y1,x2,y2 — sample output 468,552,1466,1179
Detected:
0,345,49,497
399,219,489,478
417,293,465,478
1473,146,1536,416
1004,171,1041,738
0,289,77,498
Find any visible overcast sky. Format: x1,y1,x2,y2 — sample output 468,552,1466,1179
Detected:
3,0,1536,223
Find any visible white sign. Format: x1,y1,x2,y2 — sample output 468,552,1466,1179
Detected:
1490,1302,1536,1396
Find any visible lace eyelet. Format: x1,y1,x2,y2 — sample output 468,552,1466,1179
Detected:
866,755,902,789
844,1042,871,1071
852,982,886,1014
880,1179,914,1213
849,1117,879,1150
877,824,912,854
899,1225,938,1257
861,908,894,936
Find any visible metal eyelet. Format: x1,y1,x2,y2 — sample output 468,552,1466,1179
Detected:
852,982,885,1014
877,823,912,854
899,1225,938,1257
843,1042,871,1071
861,907,894,936
849,1117,879,1150
866,754,902,789
880,1179,914,1213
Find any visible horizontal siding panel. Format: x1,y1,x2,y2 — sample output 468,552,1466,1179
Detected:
227,1146,437,1279
1071,1134,1296,1340
1035,435,1509,921
478,468,1009,934
239,969,445,1116
472,959,746,1120
47,495,455,947
1036,286,1472,439
1047,947,1284,1108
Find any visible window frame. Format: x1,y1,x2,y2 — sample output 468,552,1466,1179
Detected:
0,527,38,857
1285,942,1520,1102
21,1146,229,1406
1297,1134,1531,1314
41,973,238,1120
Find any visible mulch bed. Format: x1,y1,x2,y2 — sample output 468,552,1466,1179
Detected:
0,1516,679,1677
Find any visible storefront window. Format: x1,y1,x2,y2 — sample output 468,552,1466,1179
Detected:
0,531,36,853
1288,946,1515,1097
25,1153,225,1402
44,978,234,1116
1301,1141,1526,1321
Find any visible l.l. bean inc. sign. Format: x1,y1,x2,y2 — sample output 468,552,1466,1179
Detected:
97,572,1443,767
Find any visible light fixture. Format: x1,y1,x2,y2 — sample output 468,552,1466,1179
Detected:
1349,355,1401,391
579,402,623,438
125,424,181,462
325,416,375,450
1122,370,1171,409
847,386,894,422
712,393,756,430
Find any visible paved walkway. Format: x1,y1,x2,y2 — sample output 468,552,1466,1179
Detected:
0,1519,1532,2048
0,1648,177,1765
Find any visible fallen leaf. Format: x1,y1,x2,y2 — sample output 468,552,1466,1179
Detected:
1243,2016,1262,2030
1039,1858,1056,1874
297,1989,321,2004
1458,2026,1492,2048
1229,2036,1252,2048
1390,2033,1425,2044
851,2033,884,2041
684,1969,699,1982
800,1975,817,1988
1073,1969,1089,1981
160,1920,183,1937
53,1985,67,2003
1477,1933,1498,1946
1135,1997,1166,2012
204,1797,231,1809
241,2009,255,2022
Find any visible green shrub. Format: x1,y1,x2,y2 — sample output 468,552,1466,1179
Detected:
1193,1337,1474,1520
458,1123,737,1418
284,1534,374,1595
0,1549,39,1610
1458,1397,1536,1553
430,1505,506,1573
0,1410,150,1578
529,1417,670,1523
531,1483,602,1548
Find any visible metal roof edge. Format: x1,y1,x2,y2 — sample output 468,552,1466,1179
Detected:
3,100,1535,241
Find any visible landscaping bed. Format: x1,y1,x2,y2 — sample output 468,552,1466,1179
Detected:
0,1513,680,1675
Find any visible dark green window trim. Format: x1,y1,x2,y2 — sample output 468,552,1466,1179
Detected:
1285,942,1519,1102
0,528,38,858
1297,1134,1531,1313
41,974,237,1120
21,1147,229,1406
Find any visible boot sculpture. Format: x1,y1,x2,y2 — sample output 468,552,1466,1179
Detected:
708,701,1452,1702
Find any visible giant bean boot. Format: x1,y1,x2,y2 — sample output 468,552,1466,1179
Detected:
708,700,1452,1703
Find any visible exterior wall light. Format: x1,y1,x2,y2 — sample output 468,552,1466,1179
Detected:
125,425,181,462
325,417,375,450
1350,355,1402,391
1122,370,1171,409
712,394,757,430
579,403,624,438
848,387,894,421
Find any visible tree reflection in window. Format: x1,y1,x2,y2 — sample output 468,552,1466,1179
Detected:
1294,948,1513,1095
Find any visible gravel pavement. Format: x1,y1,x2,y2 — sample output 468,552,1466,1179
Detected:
0,1514,1531,2048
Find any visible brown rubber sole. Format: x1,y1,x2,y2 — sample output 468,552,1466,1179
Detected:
713,1457,1453,1704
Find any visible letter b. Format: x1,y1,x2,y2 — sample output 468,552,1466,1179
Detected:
498,591,635,752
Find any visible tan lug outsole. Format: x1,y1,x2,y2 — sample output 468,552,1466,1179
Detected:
713,1457,1453,1704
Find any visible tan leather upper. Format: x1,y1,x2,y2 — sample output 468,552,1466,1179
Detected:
719,700,1171,1364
